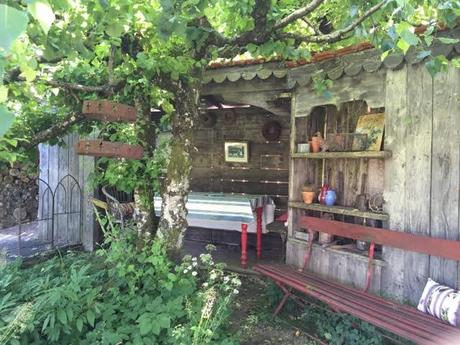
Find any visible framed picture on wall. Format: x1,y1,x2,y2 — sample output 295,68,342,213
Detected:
224,141,249,163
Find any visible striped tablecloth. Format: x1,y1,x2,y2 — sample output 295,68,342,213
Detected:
154,192,275,233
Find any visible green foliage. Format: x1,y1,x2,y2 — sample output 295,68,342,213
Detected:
265,282,394,345
0,5,28,53
0,0,457,162
301,304,384,345
27,0,56,35
0,225,240,345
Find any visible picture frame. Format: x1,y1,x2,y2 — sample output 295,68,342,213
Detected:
353,113,385,151
224,141,249,163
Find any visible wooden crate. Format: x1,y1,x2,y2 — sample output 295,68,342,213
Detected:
76,140,143,159
82,100,136,122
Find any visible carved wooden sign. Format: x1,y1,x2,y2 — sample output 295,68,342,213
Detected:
82,100,136,122
76,140,144,160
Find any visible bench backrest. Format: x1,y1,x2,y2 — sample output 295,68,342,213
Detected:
300,216,460,261
299,216,460,292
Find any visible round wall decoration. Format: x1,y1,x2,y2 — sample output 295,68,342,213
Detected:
199,112,216,128
262,120,282,141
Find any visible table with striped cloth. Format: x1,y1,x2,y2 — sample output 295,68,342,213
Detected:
154,192,275,268
153,192,275,234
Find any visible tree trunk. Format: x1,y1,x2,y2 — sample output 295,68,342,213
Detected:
159,80,200,253
134,95,159,240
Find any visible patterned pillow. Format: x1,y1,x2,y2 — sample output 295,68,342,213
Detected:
417,278,460,326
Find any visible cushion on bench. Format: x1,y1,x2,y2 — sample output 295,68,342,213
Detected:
418,278,460,326
254,263,460,345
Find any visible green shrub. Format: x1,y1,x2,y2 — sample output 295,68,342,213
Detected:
265,282,386,345
0,225,240,345
301,304,384,345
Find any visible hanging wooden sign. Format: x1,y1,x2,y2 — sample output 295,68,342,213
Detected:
82,100,137,122
76,140,144,159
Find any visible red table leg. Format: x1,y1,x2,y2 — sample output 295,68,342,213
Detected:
256,207,263,259
241,223,248,269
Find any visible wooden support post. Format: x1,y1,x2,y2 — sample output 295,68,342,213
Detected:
364,242,375,293
241,224,248,269
256,207,263,259
300,229,315,272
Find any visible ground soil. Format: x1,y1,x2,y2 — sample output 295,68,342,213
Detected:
230,275,321,345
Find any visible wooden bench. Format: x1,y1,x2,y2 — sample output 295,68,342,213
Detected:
254,216,460,345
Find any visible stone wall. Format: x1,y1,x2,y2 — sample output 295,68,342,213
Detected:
0,166,39,229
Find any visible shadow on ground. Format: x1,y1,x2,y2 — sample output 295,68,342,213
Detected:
231,275,320,345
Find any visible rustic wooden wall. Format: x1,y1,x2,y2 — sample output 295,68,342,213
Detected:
294,102,385,207
38,132,97,250
383,64,460,304
287,96,386,294
190,107,290,213
287,63,460,304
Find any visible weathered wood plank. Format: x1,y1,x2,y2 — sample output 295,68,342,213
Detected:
55,135,69,245
48,141,59,245
382,66,408,301
82,100,136,122
38,143,52,241
288,93,303,237
76,140,144,160
403,64,433,304
291,151,392,159
290,202,389,221
295,70,387,117
286,238,383,294
301,216,460,261
430,65,460,288
80,131,97,250
68,133,81,245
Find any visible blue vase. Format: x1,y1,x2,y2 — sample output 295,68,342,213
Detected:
324,190,337,206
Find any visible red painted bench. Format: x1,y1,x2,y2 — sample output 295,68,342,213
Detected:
254,216,460,345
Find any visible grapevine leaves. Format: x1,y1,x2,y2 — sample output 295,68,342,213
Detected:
0,5,29,53
0,4,28,137
28,0,56,35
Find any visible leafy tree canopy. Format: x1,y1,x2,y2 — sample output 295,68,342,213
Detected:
0,0,458,163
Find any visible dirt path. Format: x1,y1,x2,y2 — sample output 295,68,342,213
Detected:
230,275,321,345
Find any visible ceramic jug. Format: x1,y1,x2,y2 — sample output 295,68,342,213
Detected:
324,190,337,206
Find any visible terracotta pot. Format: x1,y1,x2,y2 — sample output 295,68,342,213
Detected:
301,191,316,204
311,137,321,153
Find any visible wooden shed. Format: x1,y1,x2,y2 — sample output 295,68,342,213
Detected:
197,27,460,304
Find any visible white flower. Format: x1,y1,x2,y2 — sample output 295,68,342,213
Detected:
183,269,188,274
224,276,230,283
203,282,208,288
233,289,239,295
192,271,197,276
192,257,197,261
192,262,197,267
187,265,192,270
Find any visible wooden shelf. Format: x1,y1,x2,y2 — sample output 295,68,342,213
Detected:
291,151,392,159
289,201,389,221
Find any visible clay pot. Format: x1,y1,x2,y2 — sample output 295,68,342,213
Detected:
301,191,316,204
311,137,321,153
